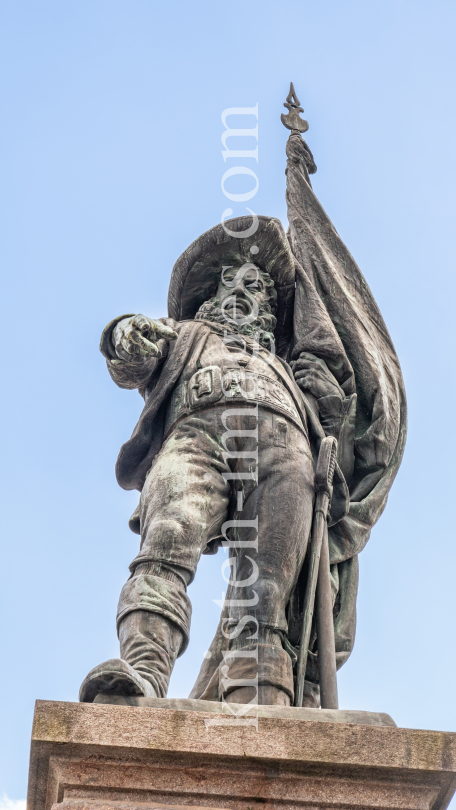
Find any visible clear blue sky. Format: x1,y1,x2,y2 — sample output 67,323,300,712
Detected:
1,0,456,801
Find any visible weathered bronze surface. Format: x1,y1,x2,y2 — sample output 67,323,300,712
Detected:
79,87,406,709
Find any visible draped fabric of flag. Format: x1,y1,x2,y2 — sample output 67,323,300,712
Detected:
285,133,407,672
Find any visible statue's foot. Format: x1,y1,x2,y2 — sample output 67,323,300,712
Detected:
79,658,157,703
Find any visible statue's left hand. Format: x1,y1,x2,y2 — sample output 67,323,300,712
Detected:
291,352,344,400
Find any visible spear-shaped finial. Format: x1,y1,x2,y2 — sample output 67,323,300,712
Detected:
281,83,317,175
281,82,309,134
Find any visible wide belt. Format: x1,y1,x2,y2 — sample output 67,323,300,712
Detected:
164,365,307,438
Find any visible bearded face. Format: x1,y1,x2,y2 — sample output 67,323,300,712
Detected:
195,264,278,350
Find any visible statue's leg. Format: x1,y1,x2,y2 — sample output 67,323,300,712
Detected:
79,412,231,703
220,409,315,706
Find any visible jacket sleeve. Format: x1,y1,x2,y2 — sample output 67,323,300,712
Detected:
99,314,178,395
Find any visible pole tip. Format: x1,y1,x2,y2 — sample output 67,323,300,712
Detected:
281,82,309,133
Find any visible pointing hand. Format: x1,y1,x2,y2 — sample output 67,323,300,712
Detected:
112,315,178,364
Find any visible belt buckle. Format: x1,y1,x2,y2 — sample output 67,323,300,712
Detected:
188,366,223,409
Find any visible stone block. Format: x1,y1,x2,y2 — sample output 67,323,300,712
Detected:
27,699,456,810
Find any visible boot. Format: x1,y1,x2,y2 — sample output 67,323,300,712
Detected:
79,610,183,703
226,684,290,706
219,636,295,707
79,657,156,703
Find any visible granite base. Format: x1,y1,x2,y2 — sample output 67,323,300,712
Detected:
27,699,456,810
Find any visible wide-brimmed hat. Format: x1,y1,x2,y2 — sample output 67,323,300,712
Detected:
167,216,296,355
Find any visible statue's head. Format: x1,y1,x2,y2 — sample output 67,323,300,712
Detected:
168,216,295,356
194,262,278,349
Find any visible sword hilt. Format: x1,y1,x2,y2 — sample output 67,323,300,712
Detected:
315,436,338,499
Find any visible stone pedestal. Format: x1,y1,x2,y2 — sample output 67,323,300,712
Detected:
27,698,456,810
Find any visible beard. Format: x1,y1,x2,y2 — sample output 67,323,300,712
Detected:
195,296,277,350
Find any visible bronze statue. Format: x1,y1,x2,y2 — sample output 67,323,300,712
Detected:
79,87,406,709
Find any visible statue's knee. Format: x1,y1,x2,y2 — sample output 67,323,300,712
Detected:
140,516,186,545
255,578,287,627
132,560,189,587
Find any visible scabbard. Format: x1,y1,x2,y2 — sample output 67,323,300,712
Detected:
294,434,339,709
294,492,328,707
316,521,339,709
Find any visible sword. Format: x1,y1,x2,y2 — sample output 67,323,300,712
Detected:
294,436,339,709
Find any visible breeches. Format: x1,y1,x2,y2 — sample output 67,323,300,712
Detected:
117,404,314,656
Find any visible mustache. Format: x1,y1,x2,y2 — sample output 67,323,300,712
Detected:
222,295,252,315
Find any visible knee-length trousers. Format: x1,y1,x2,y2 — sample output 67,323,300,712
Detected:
117,403,314,696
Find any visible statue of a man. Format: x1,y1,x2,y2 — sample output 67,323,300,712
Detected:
79,132,406,708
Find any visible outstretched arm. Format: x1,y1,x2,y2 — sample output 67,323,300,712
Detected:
100,314,178,394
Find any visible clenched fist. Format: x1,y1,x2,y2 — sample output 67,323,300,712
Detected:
291,352,344,400
112,315,178,364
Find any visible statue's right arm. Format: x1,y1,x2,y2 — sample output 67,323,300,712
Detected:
100,314,179,395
